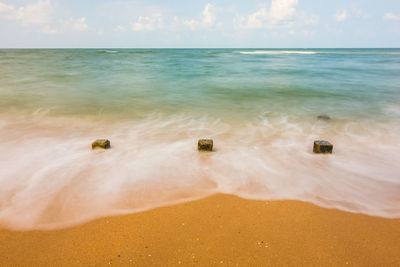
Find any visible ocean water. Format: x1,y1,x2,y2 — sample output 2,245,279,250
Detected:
0,49,399,230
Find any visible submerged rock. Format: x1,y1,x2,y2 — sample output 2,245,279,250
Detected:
317,115,331,121
198,139,213,151
313,140,333,154
92,139,111,149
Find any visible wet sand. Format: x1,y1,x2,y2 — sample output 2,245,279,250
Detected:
0,194,399,266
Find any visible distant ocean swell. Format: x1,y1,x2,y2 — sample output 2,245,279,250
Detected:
239,51,318,54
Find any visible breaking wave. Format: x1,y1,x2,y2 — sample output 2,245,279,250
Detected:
96,50,119,54
239,51,318,55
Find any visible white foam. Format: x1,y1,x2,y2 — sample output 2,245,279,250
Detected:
239,51,317,55
385,104,400,117
96,50,118,54
0,115,399,230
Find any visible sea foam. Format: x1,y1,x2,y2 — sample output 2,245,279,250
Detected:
0,114,399,230
239,51,318,55
96,50,119,54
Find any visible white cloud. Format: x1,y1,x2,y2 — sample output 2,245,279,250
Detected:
302,14,319,25
202,3,216,26
114,25,125,32
0,0,52,25
181,19,197,30
384,13,400,21
73,17,88,32
246,8,268,29
0,2,14,14
335,10,347,22
234,0,299,29
16,0,52,25
295,10,320,26
0,1,89,34
41,24,57,34
352,6,369,19
269,0,298,21
61,17,88,32
132,14,163,31
181,3,216,30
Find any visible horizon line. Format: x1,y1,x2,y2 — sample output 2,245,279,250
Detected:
1,47,400,49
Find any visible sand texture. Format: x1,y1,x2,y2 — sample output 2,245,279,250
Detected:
0,194,400,266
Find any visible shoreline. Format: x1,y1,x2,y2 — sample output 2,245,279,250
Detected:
1,114,400,227
1,194,399,266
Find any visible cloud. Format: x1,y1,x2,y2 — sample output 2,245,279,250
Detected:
287,29,315,37
41,24,57,34
384,13,400,21
352,6,369,19
132,14,163,31
234,0,299,29
114,25,125,32
40,17,88,34
269,0,298,21
180,3,216,30
202,3,216,26
302,13,319,25
0,0,52,25
61,17,88,32
0,0,89,34
335,10,347,22
245,8,268,29
16,0,52,25
0,2,14,14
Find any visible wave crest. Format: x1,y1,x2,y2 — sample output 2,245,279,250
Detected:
239,51,318,55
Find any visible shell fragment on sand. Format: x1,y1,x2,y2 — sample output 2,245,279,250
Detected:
313,140,333,154
198,139,213,151
92,139,111,149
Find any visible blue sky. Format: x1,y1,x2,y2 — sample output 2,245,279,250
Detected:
0,0,399,48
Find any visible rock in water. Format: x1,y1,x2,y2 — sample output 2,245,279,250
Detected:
198,139,213,151
92,139,111,149
317,115,331,121
313,140,333,154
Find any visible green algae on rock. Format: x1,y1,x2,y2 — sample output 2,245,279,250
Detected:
313,140,333,154
92,139,111,149
198,139,213,151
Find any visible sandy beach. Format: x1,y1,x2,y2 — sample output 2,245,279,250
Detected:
0,194,399,266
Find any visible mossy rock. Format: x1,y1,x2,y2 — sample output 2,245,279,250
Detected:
92,139,111,149
313,140,333,154
198,139,213,151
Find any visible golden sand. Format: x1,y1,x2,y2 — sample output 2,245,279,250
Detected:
0,194,399,266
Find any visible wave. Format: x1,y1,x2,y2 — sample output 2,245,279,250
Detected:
0,114,399,230
96,50,119,54
239,50,400,56
239,51,318,55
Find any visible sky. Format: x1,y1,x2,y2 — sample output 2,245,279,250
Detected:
0,0,399,48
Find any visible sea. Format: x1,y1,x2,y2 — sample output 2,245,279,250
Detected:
0,48,399,229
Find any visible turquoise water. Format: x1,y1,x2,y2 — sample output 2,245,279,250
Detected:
1,49,400,120
0,49,399,229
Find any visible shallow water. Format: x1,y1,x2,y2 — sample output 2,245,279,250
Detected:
0,49,399,229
